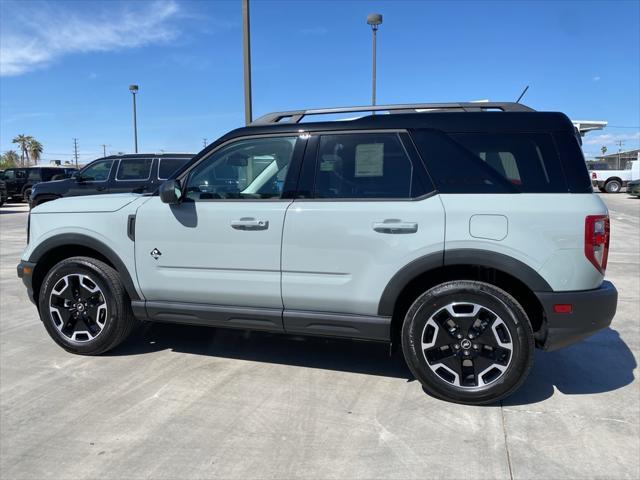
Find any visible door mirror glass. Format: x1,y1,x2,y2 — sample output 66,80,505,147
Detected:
159,179,183,204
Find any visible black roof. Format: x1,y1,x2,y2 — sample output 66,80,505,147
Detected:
217,111,575,145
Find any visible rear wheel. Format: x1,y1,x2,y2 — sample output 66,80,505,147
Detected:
21,188,32,203
604,180,622,193
401,280,534,405
39,256,138,355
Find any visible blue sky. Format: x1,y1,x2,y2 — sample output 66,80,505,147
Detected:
1,0,638,163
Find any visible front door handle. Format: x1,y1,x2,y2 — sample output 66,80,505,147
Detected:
373,219,418,234
231,217,269,231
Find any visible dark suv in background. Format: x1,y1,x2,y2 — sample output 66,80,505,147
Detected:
30,154,193,208
1,166,77,203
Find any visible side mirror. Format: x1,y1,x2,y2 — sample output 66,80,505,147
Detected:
159,179,183,204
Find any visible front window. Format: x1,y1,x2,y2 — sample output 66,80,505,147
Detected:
185,136,296,200
79,160,113,182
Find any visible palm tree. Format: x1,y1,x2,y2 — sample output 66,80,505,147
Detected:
12,134,33,166
28,139,43,165
600,145,607,157
0,150,20,169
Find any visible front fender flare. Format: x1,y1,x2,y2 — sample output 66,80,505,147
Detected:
28,233,141,301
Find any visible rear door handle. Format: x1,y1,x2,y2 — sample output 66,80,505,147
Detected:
231,217,269,231
373,219,418,234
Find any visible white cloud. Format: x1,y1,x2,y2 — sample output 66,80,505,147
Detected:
592,76,601,82
583,132,640,146
0,1,181,76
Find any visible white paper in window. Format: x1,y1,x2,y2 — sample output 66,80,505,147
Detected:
354,143,384,177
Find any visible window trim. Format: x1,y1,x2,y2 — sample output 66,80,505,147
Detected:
177,133,306,203
115,158,154,182
296,129,434,202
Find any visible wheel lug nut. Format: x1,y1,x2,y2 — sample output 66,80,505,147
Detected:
457,334,463,339
473,344,479,350
454,344,460,350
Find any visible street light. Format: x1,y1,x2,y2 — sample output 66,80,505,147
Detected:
129,84,139,153
367,13,383,108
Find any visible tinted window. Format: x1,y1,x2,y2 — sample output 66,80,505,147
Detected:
411,130,567,193
3,170,16,180
553,131,592,193
313,133,415,199
185,137,296,200
116,159,153,180
158,158,187,180
80,160,113,181
28,169,41,181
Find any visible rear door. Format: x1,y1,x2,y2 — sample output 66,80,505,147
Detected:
109,157,154,194
281,131,445,327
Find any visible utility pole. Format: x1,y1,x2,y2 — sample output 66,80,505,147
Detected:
616,140,625,169
242,0,253,125
73,138,79,168
101,144,107,157
203,138,207,149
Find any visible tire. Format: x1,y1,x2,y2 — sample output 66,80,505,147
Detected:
401,280,534,405
598,187,607,193
38,256,138,355
604,180,622,193
21,188,32,203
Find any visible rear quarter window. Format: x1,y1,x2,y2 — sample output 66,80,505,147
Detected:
411,130,568,193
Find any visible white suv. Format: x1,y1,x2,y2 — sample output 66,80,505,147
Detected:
17,103,618,404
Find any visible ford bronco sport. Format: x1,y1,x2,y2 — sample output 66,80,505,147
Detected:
17,102,618,404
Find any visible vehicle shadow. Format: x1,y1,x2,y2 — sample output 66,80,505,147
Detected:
109,324,635,404
109,322,412,379
0,208,28,214
503,327,636,406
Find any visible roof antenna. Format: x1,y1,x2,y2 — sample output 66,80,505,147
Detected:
516,85,529,103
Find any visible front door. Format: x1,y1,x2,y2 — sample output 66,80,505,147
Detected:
69,159,114,196
135,135,304,309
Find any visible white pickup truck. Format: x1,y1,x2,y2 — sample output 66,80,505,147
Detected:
590,160,640,193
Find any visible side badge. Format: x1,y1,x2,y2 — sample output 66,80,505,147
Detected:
150,248,162,260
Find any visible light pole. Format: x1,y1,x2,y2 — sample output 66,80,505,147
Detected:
129,84,139,153
367,13,383,108
242,0,253,125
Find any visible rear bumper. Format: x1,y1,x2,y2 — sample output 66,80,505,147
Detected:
17,260,37,305
535,281,617,351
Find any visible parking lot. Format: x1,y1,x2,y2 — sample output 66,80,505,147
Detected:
0,194,638,479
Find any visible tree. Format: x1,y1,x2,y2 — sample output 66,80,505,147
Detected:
12,134,33,166
0,150,20,169
600,145,607,157
27,139,43,165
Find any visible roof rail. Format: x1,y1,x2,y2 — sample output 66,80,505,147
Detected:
250,102,535,125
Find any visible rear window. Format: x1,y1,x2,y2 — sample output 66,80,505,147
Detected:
116,159,153,181
411,130,568,193
158,158,188,180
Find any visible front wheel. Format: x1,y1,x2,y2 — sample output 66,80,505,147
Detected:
401,280,534,405
39,256,138,355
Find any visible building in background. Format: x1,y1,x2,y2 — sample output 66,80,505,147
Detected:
592,149,640,170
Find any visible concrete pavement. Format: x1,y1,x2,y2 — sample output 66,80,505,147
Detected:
1,194,638,479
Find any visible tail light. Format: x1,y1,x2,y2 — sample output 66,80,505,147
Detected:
584,215,610,274
591,172,597,179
